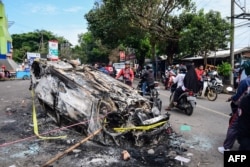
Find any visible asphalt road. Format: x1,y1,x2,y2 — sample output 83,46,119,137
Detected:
134,79,238,167
0,79,237,167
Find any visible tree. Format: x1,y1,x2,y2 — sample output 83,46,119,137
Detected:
11,30,69,63
179,10,231,65
85,0,194,65
78,32,109,64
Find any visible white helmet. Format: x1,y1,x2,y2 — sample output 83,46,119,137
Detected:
212,71,218,76
235,62,240,67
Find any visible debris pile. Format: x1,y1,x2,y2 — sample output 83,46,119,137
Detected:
30,60,169,147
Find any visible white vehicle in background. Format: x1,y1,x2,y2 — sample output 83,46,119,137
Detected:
113,62,125,79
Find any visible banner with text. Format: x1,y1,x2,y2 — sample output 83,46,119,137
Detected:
48,40,59,60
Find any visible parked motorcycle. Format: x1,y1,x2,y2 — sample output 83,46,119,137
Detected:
196,77,218,101
209,71,223,94
169,86,196,116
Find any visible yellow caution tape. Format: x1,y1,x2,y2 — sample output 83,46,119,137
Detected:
31,89,67,139
113,121,167,133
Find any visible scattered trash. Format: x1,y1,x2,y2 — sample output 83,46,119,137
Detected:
121,150,130,161
147,149,155,155
3,120,16,124
180,125,191,131
186,153,194,157
72,149,81,153
175,155,191,163
8,165,16,167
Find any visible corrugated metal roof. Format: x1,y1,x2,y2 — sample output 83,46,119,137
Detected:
182,47,250,60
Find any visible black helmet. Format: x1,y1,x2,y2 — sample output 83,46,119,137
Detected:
179,66,187,73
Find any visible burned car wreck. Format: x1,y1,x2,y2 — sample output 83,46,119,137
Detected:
30,60,170,147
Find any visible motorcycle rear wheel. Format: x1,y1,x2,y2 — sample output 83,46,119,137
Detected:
185,102,193,116
207,88,218,101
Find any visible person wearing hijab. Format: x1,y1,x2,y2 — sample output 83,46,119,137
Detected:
172,64,199,106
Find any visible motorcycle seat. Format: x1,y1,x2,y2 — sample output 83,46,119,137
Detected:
148,83,155,89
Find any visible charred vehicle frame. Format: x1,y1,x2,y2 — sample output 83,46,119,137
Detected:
30,60,171,147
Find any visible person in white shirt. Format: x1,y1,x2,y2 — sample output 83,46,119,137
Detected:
165,66,186,110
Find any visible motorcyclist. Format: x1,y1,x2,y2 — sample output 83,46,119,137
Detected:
167,70,176,89
115,61,134,86
141,65,155,96
172,64,199,106
165,66,187,110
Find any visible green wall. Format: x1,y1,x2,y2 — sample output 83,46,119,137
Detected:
0,2,12,55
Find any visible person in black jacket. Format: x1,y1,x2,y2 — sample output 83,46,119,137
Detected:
237,93,250,151
141,65,155,96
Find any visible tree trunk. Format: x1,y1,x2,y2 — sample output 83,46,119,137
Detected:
203,52,207,66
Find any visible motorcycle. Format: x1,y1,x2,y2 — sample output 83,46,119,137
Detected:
169,85,196,116
209,71,224,94
137,79,162,112
196,76,218,101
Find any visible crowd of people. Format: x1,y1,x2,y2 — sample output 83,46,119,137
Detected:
94,61,135,86
164,61,250,152
218,60,250,153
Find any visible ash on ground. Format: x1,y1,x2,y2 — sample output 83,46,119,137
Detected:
0,96,194,167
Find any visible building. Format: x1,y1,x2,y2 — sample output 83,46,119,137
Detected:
182,47,250,66
0,1,18,73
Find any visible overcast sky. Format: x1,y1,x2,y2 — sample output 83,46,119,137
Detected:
3,0,250,48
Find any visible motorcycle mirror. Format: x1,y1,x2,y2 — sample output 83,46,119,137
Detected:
226,86,233,92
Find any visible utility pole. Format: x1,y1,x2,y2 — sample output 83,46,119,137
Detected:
230,0,235,86
229,0,250,85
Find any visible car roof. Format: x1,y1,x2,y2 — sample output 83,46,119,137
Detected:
113,63,125,69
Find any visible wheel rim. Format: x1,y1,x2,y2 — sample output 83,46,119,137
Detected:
207,89,217,101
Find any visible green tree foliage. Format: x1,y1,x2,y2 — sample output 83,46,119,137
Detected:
217,61,232,77
85,0,194,66
179,10,231,65
11,30,69,63
85,0,232,67
78,32,109,64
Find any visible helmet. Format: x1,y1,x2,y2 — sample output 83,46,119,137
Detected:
179,66,187,73
234,63,240,67
146,65,152,70
212,71,218,76
125,61,130,65
241,60,250,76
